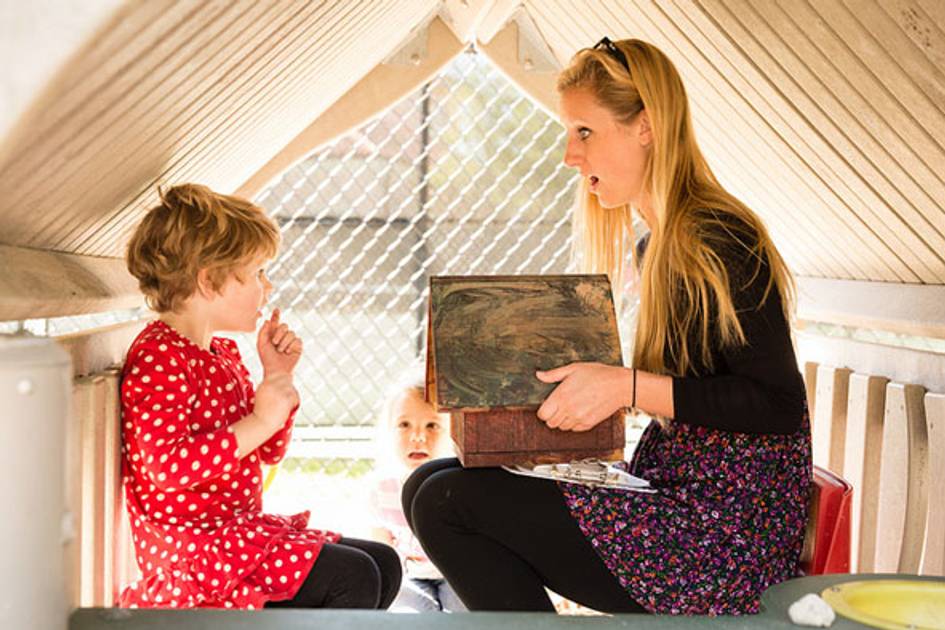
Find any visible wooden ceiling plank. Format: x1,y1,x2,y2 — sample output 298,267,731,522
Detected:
0,0,187,168
79,0,412,256
17,1,281,249
48,0,314,253
881,0,945,84
787,1,945,218
760,2,945,262
78,0,420,256
0,1,227,215
628,1,902,280
693,0,939,282
673,0,916,281
834,0,945,143
66,0,359,255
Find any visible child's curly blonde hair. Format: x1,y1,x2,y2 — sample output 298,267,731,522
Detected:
126,183,279,313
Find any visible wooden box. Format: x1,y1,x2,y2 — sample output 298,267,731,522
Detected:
426,274,626,467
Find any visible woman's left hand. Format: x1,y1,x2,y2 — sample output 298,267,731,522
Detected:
535,362,631,431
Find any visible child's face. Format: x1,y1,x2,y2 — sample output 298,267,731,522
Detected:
391,389,449,470
209,254,273,332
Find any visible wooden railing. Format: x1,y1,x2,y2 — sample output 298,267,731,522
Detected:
804,361,944,575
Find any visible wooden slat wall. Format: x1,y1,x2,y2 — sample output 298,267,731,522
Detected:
522,0,945,283
806,362,943,576
841,373,887,573
68,370,137,607
0,0,439,258
923,393,945,575
3,0,943,288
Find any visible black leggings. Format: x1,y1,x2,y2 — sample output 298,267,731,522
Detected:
402,458,647,613
266,537,401,609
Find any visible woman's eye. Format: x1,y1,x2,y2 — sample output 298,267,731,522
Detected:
426,422,440,431
578,127,591,140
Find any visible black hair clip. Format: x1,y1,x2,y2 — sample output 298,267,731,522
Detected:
594,36,630,73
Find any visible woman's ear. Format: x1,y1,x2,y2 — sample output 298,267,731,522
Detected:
638,109,653,148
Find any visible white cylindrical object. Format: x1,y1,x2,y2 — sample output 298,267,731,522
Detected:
0,335,71,630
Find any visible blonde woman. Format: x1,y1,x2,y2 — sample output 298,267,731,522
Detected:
403,39,811,615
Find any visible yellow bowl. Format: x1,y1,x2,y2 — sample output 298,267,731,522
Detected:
821,579,945,630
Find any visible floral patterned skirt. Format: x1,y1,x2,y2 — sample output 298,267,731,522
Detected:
560,416,811,615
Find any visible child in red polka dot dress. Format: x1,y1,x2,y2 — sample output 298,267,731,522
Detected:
119,184,400,609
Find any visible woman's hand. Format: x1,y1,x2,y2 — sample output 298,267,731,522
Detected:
257,308,303,377
535,362,632,431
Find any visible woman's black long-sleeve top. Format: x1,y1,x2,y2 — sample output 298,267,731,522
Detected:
636,221,807,435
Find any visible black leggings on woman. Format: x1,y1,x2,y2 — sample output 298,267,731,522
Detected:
402,458,647,613
266,537,401,609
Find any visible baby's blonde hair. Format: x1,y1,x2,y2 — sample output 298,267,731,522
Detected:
126,183,279,313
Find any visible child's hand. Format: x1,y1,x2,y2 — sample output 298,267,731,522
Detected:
253,372,299,428
257,308,303,377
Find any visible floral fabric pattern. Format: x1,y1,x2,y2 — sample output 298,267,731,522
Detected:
561,413,811,615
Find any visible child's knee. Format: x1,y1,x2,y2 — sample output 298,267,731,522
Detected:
340,549,383,608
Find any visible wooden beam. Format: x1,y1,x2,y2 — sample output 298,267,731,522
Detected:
477,19,559,120
235,16,464,200
56,318,149,378
0,244,142,322
795,331,945,395
796,276,945,339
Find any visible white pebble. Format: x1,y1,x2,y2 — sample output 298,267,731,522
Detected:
788,593,835,627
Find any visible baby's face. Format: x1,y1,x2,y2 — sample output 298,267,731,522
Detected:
391,389,449,470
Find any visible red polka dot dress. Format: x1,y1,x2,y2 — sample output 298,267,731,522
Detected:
118,320,340,609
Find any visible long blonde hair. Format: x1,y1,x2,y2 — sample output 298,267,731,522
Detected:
558,40,794,376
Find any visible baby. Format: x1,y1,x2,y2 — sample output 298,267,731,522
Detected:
370,371,465,612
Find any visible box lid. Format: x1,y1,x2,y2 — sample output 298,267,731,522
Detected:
427,274,623,411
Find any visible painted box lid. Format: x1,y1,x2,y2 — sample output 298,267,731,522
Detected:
426,274,623,412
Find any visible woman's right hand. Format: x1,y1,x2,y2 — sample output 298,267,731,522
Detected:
253,372,299,428
535,362,632,431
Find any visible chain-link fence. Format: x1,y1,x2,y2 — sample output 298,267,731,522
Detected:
235,49,640,532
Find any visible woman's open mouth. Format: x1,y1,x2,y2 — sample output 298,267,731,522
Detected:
589,175,600,191
408,451,430,460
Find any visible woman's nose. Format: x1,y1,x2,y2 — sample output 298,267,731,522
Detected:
410,429,426,443
563,138,582,168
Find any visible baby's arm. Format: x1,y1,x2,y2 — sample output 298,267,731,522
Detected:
371,526,395,547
